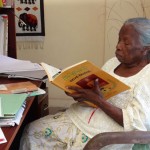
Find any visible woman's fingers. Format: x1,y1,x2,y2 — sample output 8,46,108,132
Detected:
66,86,84,93
94,78,103,97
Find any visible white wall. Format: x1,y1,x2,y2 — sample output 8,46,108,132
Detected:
17,0,150,108
17,0,106,107
104,0,150,61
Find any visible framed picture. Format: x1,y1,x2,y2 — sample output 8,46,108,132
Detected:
15,0,45,38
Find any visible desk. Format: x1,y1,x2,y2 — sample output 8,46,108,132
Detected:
0,77,49,150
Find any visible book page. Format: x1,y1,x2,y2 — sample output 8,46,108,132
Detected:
41,63,61,81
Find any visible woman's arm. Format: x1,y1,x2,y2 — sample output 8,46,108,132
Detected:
66,79,123,126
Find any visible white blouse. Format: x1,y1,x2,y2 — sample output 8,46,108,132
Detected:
66,57,150,139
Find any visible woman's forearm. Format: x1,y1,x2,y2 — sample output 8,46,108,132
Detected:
96,99,123,126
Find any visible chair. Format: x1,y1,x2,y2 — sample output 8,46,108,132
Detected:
84,131,150,150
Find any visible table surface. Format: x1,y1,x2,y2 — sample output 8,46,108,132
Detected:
0,77,42,150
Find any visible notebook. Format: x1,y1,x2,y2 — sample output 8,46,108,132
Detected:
0,93,28,118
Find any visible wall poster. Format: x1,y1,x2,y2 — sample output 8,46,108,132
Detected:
15,0,45,49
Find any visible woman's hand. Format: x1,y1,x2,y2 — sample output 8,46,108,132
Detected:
65,78,123,126
65,79,105,105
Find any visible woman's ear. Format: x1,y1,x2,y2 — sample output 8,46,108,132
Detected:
144,46,150,62
143,46,150,55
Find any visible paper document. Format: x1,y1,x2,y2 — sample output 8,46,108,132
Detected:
0,93,28,117
0,55,47,81
0,55,44,73
28,88,46,97
7,70,47,81
0,128,7,144
0,102,26,127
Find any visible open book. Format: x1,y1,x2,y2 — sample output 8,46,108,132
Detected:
41,60,130,107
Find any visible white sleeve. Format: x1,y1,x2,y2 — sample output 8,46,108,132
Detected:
123,75,150,131
101,57,120,72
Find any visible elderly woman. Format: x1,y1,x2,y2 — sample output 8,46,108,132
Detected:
20,17,150,150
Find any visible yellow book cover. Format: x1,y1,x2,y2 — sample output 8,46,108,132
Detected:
41,60,130,107
0,0,3,7
0,81,38,94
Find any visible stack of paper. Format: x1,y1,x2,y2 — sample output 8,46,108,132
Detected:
0,87,46,127
0,94,28,127
0,55,47,81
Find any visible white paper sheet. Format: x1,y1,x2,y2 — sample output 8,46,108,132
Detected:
0,128,7,144
0,55,44,73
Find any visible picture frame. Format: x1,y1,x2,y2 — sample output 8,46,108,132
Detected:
15,0,45,37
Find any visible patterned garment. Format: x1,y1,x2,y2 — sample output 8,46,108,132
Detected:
19,111,89,150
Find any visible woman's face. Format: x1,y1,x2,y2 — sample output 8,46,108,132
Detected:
115,24,145,65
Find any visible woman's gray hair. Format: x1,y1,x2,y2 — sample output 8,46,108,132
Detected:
124,18,150,46
124,17,150,60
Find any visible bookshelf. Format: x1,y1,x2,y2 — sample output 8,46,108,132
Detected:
0,7,16,58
